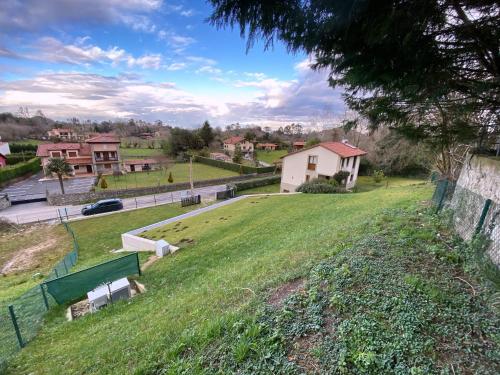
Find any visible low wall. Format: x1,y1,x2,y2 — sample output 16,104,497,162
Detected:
121,233,157,252
449,154,500,266
47,173,274,206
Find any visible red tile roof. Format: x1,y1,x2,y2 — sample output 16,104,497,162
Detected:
223,136,244,145
319,142,367,158
293,141,305,146
257,143,278,147
36,143,81,157
86,134,120,143
282,141,366,159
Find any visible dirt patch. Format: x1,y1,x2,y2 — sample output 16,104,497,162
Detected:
141,255,159,272
176,238,195,248
1,237,58,274
287,333,322,373
267,278,305,308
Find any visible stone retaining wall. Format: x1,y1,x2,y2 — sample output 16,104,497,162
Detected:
47,173,275,205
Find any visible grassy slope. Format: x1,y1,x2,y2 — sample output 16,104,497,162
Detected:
236,183,281,195
256,150,288,164
356,175,426,192
8,182,432,374
0,225,72,302
97,162,237,190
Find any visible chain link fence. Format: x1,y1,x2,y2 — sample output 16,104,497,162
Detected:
0,222,79,371
433,178,500,267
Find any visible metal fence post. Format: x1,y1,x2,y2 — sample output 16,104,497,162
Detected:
475,199,492,236
63,258,69,274
436,180,449,213
8,305,24,348
54,268,59,278
136,252,142,276
40,284,49,310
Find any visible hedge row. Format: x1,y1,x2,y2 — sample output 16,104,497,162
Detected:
6,152,36,165
0,158,41,184
194,155,275,174
232,175,281,191
9,143,38,153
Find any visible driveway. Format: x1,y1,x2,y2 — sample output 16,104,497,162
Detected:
0,173,95,202
0,184,228,224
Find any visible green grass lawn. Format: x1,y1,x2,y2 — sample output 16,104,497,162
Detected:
6,181,444,374
356,175,426,192
119,147,164,158
256,149,288,164
236,183,281,195
97,162,238,190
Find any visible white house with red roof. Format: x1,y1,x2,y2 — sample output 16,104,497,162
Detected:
280,140,367,192
36,134,121,176
223,136,254,155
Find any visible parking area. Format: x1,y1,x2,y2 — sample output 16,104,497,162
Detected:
0,173,95,202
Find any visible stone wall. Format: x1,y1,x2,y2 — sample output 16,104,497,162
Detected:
456,154,500,203
0,194,10,210
450,154,500,265
47,173,274,206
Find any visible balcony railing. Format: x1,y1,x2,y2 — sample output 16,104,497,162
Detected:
95,157,119,162
307,163,316,171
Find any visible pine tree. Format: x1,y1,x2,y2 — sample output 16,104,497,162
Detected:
168,172,174,183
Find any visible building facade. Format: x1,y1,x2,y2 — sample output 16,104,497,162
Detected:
223,136,254,155
280,141,367,192
37,135,121,176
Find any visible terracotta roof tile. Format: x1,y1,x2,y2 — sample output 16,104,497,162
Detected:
36,143,81,157
223,136,245,145
123,158,159,164
86,134,120,143
282,141,366,159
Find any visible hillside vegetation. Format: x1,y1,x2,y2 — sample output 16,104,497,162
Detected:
6,182,499,374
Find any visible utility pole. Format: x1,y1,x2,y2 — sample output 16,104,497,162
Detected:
189,156,194,195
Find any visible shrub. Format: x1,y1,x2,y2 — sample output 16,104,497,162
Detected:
233,175,281,192
194,156,275,174
168,172,173,183
333,170,350,185
9,143,37,153
297,179,347,194
373,169,385,183
0,157,41,184
6,152,36,165
100,177,108,189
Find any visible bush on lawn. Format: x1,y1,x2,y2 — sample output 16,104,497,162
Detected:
9,143,38,153
373,169,385,183
333,170,350,185
5,152,36,165
297,178,347,194
194,156,275,174
100,177,108,189
0,157,41,184
168,172,174,183
232,175,281,192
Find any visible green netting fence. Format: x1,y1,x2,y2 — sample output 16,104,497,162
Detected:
45,252,141,304
432,177,500,267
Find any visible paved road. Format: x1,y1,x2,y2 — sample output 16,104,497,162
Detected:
0,184,228,224
0,172,95,201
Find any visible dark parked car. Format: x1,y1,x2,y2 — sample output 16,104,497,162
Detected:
81,199,123,216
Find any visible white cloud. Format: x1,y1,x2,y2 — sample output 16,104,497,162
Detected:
25,37,162,70
196,66,222,75
0,0,163,33
158,30,196,48
0,65,346,128
166,62,187,71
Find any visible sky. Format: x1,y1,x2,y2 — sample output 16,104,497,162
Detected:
0,0,346,129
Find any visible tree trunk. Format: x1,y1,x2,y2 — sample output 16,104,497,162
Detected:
58,174,65,194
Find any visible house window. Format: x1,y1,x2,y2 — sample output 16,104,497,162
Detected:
306,175,310,182
68,151,77,158
104,164,111,169
307,155,318,171
74,165,79,170
350,175,354,182
352,156,358,168
51,151,61,158
341,158,345,167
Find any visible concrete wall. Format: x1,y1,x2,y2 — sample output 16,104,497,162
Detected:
456,154,500,203
121,233,157,251
451,154,500,265
47,173,273,205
